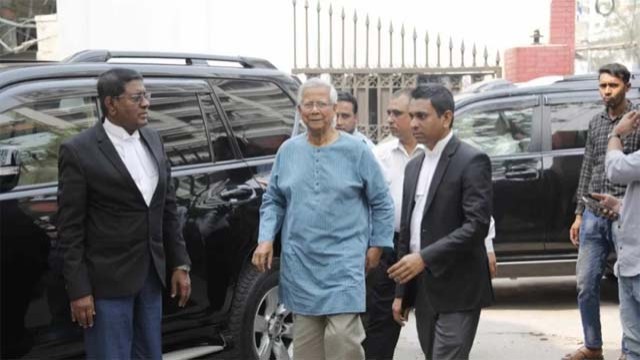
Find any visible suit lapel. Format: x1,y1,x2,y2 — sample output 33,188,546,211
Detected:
423,135,460,216
405,152,424,218
95,121,139,193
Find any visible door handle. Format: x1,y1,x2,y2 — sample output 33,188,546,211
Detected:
220,185,256,203
505,167,539,180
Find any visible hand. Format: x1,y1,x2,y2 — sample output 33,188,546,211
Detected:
590,193,621,220
252,241,274,272
392,297,410,326
387,253,425,284
613,110,640,137
70,295,95,328
569,215,582,247
365,247,383,273
487,251,497,279
171,269,191,307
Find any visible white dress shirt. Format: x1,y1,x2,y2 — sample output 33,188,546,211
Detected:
373,138,424,232
410,132,453,253
103,119,158,206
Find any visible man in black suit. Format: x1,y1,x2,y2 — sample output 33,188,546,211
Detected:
388,84,493,360
57,68,191,359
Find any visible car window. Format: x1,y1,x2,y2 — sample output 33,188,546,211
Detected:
211,79,295,157
0,96,98,187
146,92,212,166
548,92,602,150
200,94,236,162
548,90,640,150
455,99,535,157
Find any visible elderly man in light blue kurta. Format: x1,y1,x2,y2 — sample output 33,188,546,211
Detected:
252,78,394,360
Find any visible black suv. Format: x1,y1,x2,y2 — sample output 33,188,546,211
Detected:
454,74,640,278
0,50,299,359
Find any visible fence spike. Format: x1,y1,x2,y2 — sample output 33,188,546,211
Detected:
329,3,333,68
449,36,453,67
472,43,477,67
365,14,370,68
341,7,345,68
353,10,358,68
436,33,441,67
304,0,309,68
425,31,429,67
293,0,297,69
377,17,381,68
401,23,405,68
484,45,488,66
389,21,394,67
413,27,417,68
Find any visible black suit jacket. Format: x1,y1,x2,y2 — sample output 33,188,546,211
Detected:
396,135,494,313
57,120,190,300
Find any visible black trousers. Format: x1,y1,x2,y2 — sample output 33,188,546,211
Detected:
414,273,481,360
363,246,402,360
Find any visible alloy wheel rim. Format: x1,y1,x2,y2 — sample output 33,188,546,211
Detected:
253,286,294,360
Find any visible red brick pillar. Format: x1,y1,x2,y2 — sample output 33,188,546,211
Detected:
550,0,576,56
504,0,575,82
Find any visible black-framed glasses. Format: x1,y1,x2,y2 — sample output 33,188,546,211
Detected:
116,92,151,104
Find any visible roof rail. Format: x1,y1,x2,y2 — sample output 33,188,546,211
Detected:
62,50,277,70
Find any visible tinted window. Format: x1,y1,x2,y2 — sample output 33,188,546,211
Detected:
211,79,295,157
455,100,535,156
200,94,235,162
146,93,211,166
550,98,601,150
0,96,98,186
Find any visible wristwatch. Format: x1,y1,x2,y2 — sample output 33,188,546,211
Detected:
607,131,621,140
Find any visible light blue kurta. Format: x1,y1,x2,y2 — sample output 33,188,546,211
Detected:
258,133,394,315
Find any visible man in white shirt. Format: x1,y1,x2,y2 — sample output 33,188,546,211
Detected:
364,89,421,359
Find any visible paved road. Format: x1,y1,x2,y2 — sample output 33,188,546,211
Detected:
395,276,623,360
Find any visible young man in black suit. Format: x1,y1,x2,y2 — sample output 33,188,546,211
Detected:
57,68,191,359
388,84,493,360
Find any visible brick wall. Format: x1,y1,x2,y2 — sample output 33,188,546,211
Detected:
504,0,575,82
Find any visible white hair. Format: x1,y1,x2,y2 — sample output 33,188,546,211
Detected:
296,77,338,105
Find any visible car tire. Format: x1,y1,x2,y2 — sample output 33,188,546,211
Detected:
228,258,294,360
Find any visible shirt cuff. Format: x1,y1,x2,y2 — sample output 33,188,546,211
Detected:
175,265,191,272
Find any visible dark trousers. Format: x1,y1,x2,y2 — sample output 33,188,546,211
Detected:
363,248,402,360
415,273,481,360
84,266,163,360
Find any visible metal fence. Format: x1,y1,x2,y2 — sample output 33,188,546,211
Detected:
291,0,504,141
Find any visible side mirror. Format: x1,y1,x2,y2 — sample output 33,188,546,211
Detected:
0,146,20,192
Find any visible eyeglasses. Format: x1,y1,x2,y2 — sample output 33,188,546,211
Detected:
116,92,151,104
386,109,405,118
300,101,330,111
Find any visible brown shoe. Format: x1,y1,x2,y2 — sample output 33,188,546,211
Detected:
561,347,604,360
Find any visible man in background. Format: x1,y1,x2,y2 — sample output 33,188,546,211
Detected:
566,63,639,360
336,91,375,148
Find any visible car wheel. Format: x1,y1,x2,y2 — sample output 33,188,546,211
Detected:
228,259,294,360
